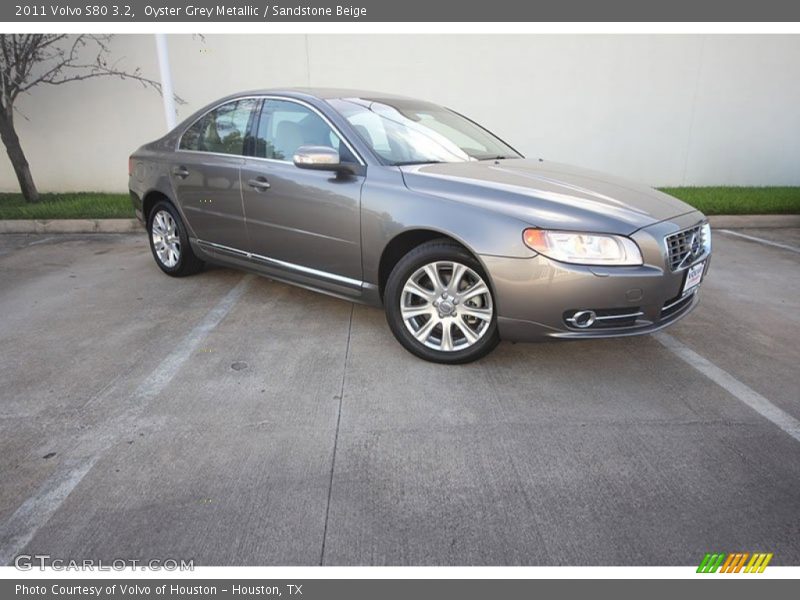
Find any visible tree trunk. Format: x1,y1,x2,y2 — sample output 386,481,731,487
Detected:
0,108,40,203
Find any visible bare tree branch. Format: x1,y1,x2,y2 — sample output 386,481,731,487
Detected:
0,33,185,203
0,34,185,112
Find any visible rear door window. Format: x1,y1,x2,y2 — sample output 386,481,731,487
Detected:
180,98,259,155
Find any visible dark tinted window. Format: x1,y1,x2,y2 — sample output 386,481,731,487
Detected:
253,99,356,163
180,98,259,155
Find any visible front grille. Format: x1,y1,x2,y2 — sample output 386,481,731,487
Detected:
665,224,707,271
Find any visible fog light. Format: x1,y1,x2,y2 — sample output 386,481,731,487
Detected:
570,310,597,329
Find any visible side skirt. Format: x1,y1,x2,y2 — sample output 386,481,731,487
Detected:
190,238,382,307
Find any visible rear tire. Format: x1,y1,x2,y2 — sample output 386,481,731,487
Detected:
385,239,500,364
147,200,204,277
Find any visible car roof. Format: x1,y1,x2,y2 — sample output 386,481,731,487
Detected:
237,87,417,102
174,88,441,140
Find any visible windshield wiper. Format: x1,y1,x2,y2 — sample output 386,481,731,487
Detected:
393,160,445,166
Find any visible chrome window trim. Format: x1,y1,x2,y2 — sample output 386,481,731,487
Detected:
175,95,366,167
196,239,364,288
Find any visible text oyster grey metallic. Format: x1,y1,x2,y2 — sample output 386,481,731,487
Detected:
129,88,711,363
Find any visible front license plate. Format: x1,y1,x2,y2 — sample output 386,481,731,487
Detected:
683,261,705,293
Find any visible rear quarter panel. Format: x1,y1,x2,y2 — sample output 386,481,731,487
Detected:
129,135,197,237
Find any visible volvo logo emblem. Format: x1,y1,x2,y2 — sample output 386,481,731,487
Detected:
690,233,701,256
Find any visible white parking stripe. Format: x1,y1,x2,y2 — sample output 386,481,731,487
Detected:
134,275,253,402
0,275,253,565
654,332,800,443
717,229,800,254
26,236,56,247
0,458,96,566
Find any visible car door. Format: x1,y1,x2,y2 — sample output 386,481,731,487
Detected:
240,98,366,285
171,97,260,249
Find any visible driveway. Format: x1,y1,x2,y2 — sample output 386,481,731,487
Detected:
0,227,798,565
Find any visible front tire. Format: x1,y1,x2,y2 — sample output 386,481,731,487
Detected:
385,239,500,364
147,201,203,277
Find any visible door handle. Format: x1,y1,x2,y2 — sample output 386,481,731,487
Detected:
247,176,271,191
172,166,189,179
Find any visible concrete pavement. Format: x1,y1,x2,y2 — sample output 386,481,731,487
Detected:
0,229,798,565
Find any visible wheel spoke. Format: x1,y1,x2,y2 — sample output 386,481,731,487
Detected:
404,279,435,302
459,282,489,302
440,322,454,351
460,305,493,322
454,318,479,344
401,304,435,320
447,263,467,293
423,264,444,294
413,316,438,342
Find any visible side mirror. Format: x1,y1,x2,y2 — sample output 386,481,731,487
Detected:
293,145,349,172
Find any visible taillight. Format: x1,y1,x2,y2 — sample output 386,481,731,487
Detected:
128,157,134,176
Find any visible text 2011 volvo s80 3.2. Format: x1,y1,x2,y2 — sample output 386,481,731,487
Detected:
128,89,711,363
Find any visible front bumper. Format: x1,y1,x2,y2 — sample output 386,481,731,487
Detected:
483,212,710,342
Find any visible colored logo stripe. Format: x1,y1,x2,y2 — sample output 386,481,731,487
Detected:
697,552,773,573
697,553,726,573
745,553,773,573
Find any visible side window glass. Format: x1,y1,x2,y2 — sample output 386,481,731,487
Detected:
179,117,204,151
254,99,354,162
179,98,258,155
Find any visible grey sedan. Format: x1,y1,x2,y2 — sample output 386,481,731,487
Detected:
129,88,711,363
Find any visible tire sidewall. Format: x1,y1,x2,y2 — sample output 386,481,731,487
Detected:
385,242,499,364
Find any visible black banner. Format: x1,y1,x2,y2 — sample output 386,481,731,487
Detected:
4,579,799,599
4,0,800,22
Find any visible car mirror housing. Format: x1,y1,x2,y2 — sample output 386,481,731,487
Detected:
293,145,350,172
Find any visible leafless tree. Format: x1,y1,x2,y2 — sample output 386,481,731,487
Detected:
0,34,178,202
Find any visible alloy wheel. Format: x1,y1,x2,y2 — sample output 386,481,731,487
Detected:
151,210,181,268
400,260,493,352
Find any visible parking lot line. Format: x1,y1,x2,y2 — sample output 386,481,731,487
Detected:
0,275,254,566
0,458,96,566
134,274,254,402
654,332,800,443
320,304,355,566
717,229,800,254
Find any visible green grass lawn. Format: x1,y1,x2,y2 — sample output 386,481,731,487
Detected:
0,192,134,220
0,187,798,220
660,187,800,215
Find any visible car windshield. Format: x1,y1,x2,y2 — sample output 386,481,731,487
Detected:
327,98,521,166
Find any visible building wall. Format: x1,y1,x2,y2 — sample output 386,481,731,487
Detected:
1,34,799,193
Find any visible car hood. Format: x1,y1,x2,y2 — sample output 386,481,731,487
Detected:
399,159,696,234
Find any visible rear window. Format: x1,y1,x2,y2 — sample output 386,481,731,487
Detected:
179,98,259,155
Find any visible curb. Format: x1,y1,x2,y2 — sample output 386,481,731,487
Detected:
707,214,800,229
0,219,142,234
0,215,797,234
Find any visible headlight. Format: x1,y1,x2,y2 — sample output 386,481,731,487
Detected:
701,222,712,254
523,229,643,266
